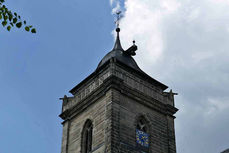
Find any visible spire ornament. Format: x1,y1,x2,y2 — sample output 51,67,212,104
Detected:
112,11,138,56
115,11,122,29
112,11,124,51
125,40,137,56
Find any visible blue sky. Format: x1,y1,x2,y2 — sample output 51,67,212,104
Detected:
1,0,229,153
0,0,116,153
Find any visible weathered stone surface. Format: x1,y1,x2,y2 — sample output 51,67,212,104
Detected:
59,59,178,153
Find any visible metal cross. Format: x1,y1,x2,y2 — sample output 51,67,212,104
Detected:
115,11,122,28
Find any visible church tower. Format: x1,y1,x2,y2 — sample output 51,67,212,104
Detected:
59,22,178,153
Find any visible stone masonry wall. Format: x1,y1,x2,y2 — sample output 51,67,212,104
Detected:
61,93,112,153
62,68,112,112
62,62,174,114
110,88,176,153
113,65,174,106
60,61,177,153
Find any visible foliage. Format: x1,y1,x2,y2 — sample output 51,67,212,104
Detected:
0,0,36,33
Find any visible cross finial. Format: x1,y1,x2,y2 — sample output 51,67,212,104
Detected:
115,11,122,28
112,10,124,51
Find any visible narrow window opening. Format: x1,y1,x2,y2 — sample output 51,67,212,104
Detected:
136,116,149,151
137,117,147,133
82,120,93,153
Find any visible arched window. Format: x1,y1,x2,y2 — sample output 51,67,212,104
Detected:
136,116,149,150
137,117,148,133
81,120,93,153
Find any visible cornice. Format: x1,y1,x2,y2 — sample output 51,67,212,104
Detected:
60,75,177,122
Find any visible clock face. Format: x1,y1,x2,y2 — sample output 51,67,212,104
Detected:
136,129,149,147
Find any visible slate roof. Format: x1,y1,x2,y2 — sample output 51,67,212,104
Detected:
221,148,229,153
97,28,142,72
69,28,168,94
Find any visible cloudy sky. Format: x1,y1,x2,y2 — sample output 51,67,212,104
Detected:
1,0,229,153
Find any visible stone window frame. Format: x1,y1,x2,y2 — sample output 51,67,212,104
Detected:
136,116,148,133
134,114,152,153
81,119,93,153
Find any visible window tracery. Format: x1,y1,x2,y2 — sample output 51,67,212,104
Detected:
137,117,148,133
81,120,93,153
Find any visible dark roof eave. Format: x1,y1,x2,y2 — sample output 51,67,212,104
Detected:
114,59,168,90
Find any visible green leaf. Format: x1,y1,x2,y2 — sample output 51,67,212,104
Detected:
31,28,36,33
2,20,7,27
10,22,13,26
8,13,12,21
16,22,22,28
0,14,2,19
23,20,26,25
14,12,17,16
25,26,30,31
13,17,17,24
7,25,11,31
3,14,7,20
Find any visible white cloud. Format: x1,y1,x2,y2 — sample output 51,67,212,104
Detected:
110,0,115,5
191,51,214,63
111,0,229,153
117,0,181,72
112,1,121,15
205,97,229,116
110,0,122,15
212,0,229,5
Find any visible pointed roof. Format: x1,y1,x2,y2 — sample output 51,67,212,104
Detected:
112,28,124,51
69,27,168,94
97,28,142,72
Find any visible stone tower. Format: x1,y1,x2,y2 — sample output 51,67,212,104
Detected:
59,27,178,153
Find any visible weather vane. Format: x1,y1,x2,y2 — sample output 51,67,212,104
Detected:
115,11,123,28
